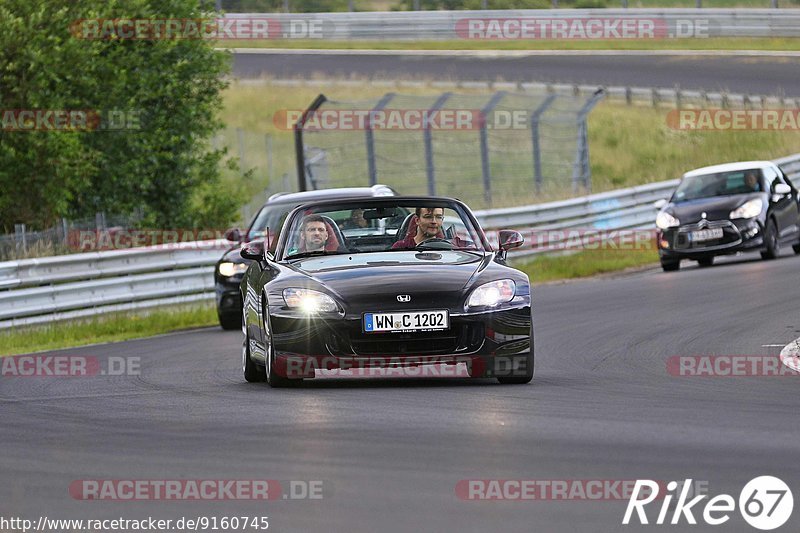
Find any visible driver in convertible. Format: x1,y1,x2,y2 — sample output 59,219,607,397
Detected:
392,207,445,249
294,214,329,253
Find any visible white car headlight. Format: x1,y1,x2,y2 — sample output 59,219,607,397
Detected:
282,288,338,313
467,279,516,308
218,262,248,277
730,198,763,219
655,211,680,230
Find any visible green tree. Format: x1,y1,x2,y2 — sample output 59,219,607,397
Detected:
0,0,240,231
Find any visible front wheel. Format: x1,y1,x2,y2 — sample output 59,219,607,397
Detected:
661,258,680,271
242,319,266,383
219,310,240,330
761,219,779,260
263,305,296,388
496,351,535,385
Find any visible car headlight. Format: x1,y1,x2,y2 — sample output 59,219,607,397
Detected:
467,279,516,308
730,198,763,219
282,288,338,313
655,211,680,230
218,262,248,277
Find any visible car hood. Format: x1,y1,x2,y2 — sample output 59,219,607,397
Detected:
668,193,763,223
287,250,490,310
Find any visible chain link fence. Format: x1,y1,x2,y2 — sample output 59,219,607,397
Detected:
297,88,604,209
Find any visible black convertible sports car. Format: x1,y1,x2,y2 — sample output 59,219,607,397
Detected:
238,196,533,387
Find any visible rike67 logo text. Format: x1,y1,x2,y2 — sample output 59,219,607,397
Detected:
623,477,793,530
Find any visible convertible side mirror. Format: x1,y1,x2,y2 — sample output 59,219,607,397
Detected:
240,239,264,261
653,199,668,209
498,230,524,252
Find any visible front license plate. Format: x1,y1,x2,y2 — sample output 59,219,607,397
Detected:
363,310,449,333
690,228,723,242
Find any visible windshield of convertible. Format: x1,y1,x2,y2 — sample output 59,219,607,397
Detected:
672,169,764,203
281,200,487,260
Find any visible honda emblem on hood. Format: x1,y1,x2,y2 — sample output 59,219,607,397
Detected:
397,294,411,302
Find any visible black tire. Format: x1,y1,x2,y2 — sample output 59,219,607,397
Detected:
242,318,266,383
263,300,296,388
219,310,240,330
697,257,714,267
661,258,680,271
761,219,779,260
793,243,800,254
496,351,535,385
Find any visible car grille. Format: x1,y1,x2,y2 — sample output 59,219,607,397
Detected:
346,323,484,356
672,220,741,251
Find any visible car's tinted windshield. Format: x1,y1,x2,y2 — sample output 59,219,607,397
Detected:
281,200,487,259
673,169,764,202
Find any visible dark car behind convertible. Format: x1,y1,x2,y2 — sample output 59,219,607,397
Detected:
214,185,396,329
655,161,800,271
238,196,533,387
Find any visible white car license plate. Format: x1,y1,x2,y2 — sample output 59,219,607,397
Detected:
363,310,449,333
690,228,723,242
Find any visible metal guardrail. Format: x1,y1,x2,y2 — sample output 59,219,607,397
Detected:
1,152,798,329
254,77,800,114
226,9,800,39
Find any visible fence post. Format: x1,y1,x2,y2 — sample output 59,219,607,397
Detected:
237,128,246,172
424,92,452,196
573,89,605,194
294,94,327,192
366,93,395,186
696,0,702,7
62,218,69,246
478,91,507,207
265,134,273,181
14,224,26,254
530,94,557,195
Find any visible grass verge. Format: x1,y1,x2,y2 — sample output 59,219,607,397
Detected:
515,248,660,283
0,303,218,357
218,37,800,52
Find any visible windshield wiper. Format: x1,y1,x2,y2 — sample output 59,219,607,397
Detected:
285,250,345,261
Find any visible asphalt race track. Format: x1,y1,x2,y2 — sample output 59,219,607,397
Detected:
2,251,800,532
232,51,800,97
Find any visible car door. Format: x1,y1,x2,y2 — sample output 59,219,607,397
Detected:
764,165,799,240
